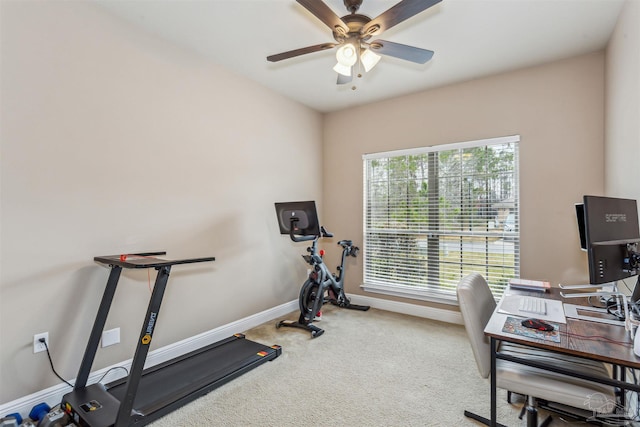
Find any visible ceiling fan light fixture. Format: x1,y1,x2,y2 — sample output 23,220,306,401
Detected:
336,42,358,67
266,0,441,89
333,62,352,77
361,48,381,72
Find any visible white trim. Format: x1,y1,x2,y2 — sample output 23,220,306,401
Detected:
362,135,520,160
0,295,462,418
362,135,520,298
361,282,458,306
348,293,464,325
0,300,298,419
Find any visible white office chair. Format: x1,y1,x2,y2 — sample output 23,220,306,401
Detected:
457,273,616,426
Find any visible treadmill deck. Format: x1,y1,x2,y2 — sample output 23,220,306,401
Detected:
63,335,281,427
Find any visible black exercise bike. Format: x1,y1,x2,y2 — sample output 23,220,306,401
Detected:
277,220,370,338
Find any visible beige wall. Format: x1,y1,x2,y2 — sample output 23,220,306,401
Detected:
323,52,606,308
606,0,640,203
2,0,637,408
0,2,322,402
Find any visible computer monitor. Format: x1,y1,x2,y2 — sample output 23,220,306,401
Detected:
274,201,320,237
575,203,587,250
576,195,640,285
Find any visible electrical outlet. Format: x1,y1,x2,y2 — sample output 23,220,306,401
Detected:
33,332,49,354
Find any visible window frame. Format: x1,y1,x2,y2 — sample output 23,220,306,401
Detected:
362,135,520,305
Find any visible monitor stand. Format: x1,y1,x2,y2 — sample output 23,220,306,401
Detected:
560,281,631,329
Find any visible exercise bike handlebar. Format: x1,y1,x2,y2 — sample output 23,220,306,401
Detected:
320,226,333,238
288,218,333,242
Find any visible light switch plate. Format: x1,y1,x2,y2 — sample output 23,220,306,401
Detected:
102,328,120,348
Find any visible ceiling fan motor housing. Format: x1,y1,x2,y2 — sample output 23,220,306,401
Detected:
333,13,373,43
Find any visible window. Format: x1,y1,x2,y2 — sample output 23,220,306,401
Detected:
363,136,520,303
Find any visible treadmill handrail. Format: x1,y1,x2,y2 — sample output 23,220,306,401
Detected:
94,253,215,269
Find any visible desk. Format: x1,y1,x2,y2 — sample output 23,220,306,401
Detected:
484,289,640,426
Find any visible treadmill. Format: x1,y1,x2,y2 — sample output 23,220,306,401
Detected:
62,252,282,427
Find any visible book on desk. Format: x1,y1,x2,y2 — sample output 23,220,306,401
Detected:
508,278,551,292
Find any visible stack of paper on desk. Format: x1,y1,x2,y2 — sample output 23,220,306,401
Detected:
497,294,567,324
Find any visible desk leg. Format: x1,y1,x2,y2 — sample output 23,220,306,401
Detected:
491,337,497,427
620,365,626,410
462,336,508,427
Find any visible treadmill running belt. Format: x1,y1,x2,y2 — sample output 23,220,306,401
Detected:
107,336,278,420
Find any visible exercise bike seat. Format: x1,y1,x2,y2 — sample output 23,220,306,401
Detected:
338,240,352,247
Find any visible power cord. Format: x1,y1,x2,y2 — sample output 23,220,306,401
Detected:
40,338,130,389
605,296,627,321
97,366,129,383
41,338,73,388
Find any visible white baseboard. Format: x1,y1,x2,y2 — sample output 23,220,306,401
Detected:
348,293,464,325
0,295,461,419
0,300,298,419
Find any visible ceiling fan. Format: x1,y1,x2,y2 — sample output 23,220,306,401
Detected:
267,0,441,85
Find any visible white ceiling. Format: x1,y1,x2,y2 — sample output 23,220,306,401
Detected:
95,0,626,113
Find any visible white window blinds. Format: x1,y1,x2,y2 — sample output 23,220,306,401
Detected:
363,136,520,302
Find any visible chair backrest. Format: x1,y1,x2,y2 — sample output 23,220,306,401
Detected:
456,273,497,378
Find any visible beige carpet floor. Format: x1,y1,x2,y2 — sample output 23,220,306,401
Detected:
149,305,629,426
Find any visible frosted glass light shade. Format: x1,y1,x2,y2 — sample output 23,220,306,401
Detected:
361,48,381,72
333,62,351,77
336,43,357,67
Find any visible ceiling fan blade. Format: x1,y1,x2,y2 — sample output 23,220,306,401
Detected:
296,0,349,37
337,70,353,85
267,43,337,62
361,0,442,38
369,40,434,64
